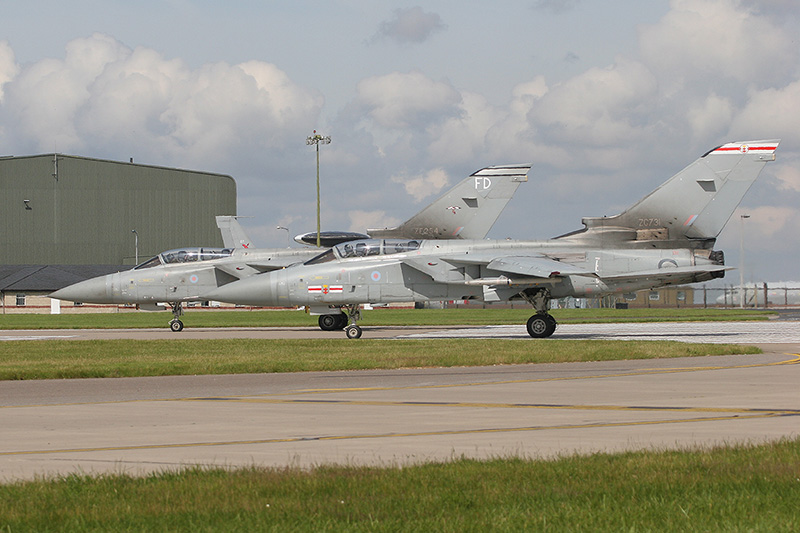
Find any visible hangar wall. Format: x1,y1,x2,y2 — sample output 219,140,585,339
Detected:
0,154,236,265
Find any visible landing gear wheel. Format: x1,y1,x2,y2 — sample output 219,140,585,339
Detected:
318,313,348,331
526,314,556,338
345,324,363,339
169,319,184,332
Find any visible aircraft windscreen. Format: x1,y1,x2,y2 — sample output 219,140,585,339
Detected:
305,248,336,265
133,256,162,270
159,247,233,265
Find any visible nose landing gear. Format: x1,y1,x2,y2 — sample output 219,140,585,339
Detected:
342,305,363,339
168,303,184,332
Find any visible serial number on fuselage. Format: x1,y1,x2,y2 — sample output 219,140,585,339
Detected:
638,218,661,227
412,227,444,236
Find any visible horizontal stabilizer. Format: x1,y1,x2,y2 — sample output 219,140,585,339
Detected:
600,264,732,281
294,231,370,247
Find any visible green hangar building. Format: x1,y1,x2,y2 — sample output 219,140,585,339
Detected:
0,153,237,311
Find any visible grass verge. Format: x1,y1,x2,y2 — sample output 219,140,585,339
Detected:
0,307,776,329
1,438,798,531
0,338,760,380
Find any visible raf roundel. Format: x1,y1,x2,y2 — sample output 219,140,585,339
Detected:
371,271,381,282
189,275,199,284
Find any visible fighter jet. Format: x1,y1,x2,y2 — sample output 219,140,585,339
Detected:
205,140,780,339
50,165,529,331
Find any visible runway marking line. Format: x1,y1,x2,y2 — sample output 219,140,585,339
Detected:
176,397,800,417
2,354,798,410
285,353,800,396
0,412,789,458
3,355,798,458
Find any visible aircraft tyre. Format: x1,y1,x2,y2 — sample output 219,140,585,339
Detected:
345,324,363,339
169,319,184,332
526,314,556,338
319,313,347,331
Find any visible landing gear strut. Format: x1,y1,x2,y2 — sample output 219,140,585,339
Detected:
521,289,556,338
342,305,363,339
169,303,184,332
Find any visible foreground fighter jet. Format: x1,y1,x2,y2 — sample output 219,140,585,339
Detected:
50,165,529,331
205,140,780,338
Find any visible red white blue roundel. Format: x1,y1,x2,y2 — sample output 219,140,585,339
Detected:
371,271,381,282
189,275,199,283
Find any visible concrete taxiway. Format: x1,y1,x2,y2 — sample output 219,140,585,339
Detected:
1,321,799,482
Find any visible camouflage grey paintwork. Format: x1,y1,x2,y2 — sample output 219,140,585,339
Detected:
206,140,780,335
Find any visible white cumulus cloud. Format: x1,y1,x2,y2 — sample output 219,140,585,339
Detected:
355,71,462,130
391,168,450,201
0,33,323,171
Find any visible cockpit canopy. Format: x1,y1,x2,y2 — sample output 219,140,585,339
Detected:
305,239,420,265
134,247,233,269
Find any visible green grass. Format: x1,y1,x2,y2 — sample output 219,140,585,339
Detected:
0,338,760,380
0,307,775,329
2,438,798,531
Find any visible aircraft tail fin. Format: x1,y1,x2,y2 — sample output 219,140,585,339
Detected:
556,140,779,248
367,164,529,240
215,216,253,249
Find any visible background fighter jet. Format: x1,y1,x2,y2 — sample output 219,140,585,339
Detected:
50,165,529,331
206,140,780,339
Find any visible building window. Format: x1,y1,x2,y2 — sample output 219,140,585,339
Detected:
648,291,660,301
677,291,686,301
15,294,26,306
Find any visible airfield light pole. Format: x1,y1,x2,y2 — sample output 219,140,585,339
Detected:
131,229,139,265
739,214,750,309
276,225,290,247
306,130,331,247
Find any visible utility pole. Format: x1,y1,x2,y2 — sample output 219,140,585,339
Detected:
306,130,331,247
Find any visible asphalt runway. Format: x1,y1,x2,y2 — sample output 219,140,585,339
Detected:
2,321,799,482
3,319,800,342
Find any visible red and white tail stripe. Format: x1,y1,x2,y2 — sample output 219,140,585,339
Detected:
711,140,779,155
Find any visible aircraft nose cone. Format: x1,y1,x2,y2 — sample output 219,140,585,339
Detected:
50,276,110,303
207,276,276,306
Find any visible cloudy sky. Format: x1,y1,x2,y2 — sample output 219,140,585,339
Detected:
1,0,798,283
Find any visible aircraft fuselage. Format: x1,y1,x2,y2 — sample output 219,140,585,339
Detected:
211,239,723,308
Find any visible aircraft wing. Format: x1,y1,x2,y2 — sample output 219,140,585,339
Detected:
213,262,286,279
484,256,594,278
213,250,318,279
402,253,594,284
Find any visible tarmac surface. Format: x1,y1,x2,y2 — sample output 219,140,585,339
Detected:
2,320,799,481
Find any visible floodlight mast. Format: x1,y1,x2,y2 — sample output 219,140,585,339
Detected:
739,214,750,309
306,131,331,247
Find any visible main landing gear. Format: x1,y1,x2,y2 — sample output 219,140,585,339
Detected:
318,312,348,331
169,302,184,332
522,289,557,338
315,306,363,338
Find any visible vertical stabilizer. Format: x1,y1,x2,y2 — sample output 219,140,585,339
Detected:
368,164,529,240
215,216,252,249
557,140,779,247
